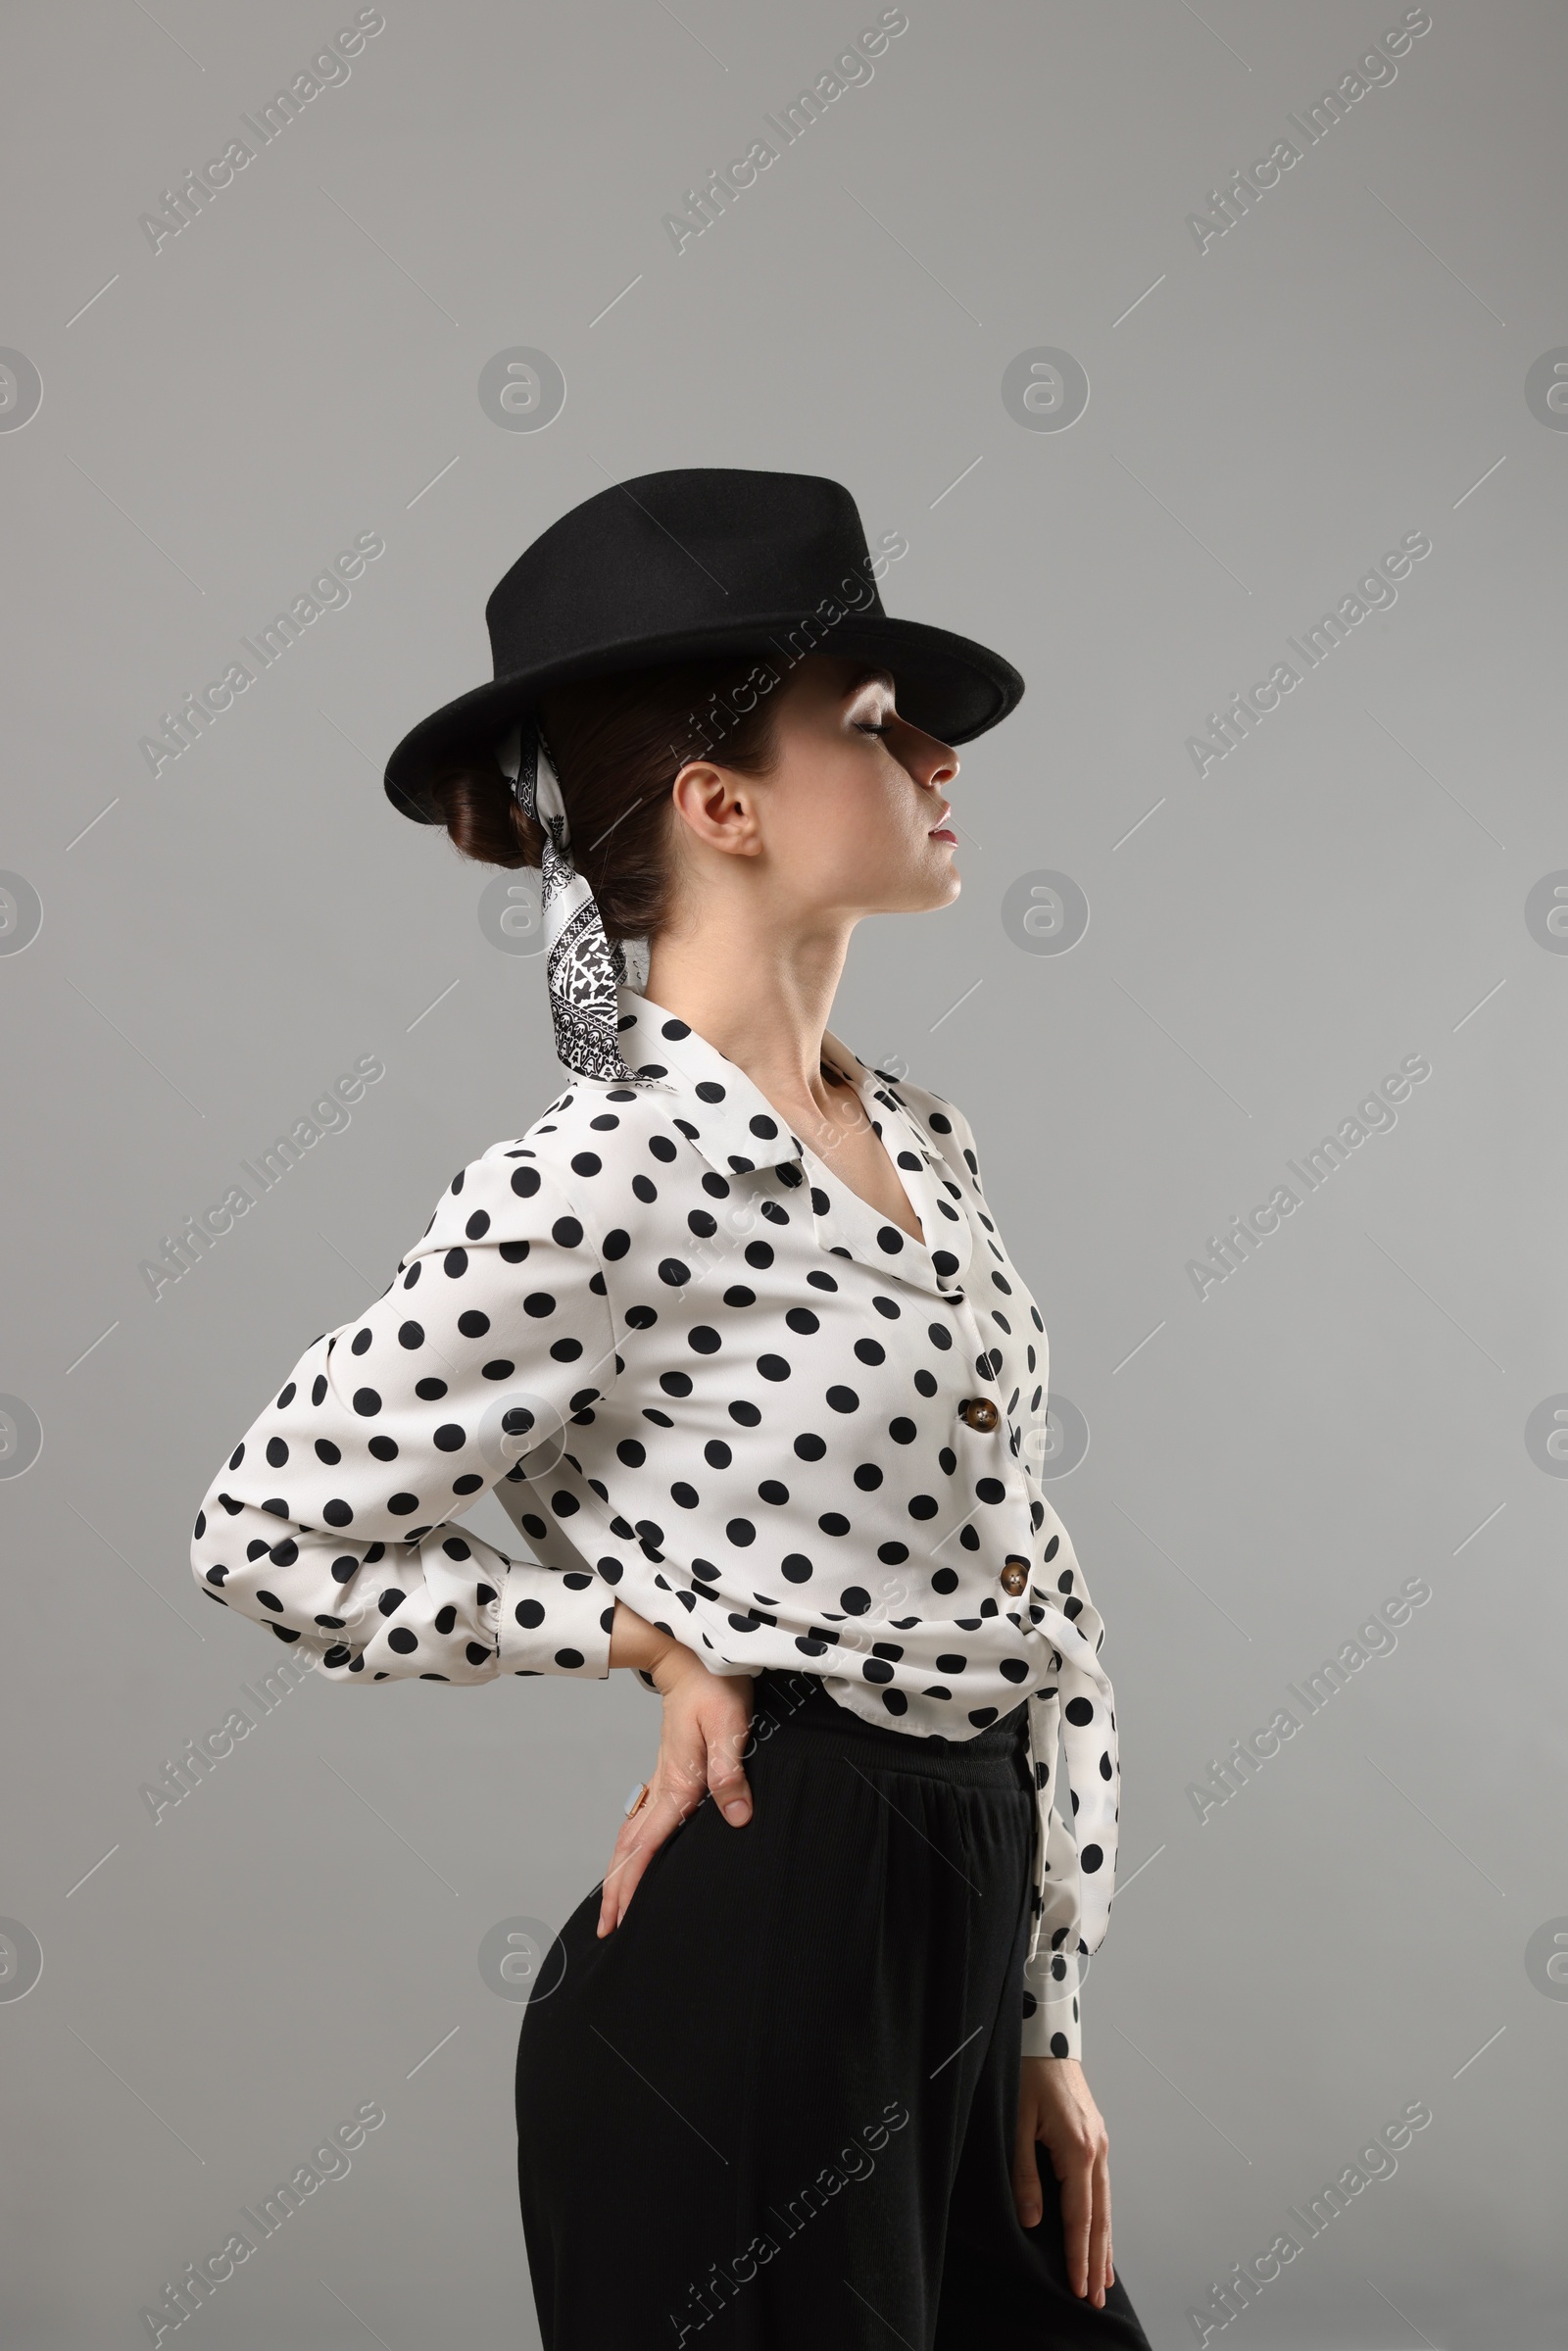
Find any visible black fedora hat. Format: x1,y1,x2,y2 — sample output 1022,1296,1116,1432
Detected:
383,466,1023,822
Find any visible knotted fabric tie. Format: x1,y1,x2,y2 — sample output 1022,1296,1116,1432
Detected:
497,718,643,1085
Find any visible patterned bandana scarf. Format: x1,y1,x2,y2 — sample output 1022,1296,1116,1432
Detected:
496,718,644,1085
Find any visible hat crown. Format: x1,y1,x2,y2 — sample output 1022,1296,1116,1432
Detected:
483,467,884,681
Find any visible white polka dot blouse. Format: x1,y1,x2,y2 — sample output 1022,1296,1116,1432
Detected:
191,988,1121,2061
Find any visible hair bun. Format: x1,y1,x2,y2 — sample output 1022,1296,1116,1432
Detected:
426,754,539,869
423,655,783,938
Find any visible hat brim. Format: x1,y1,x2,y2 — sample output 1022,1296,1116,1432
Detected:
381,613,1024,823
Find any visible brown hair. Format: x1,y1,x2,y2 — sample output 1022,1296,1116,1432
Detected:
426,656,784,942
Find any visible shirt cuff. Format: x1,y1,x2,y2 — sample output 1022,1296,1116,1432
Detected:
1021,1946,1082,2062
495,1563,613,1679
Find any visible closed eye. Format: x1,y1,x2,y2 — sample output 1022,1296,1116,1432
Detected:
856,722,891,738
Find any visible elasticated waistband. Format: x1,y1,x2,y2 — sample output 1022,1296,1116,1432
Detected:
748,1666,1032,1790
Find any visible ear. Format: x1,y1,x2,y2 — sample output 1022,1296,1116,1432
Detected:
669,759,762,857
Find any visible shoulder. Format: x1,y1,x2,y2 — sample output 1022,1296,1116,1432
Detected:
512,1072,697,1183
430,1077,691,1248
401,1140,586,1273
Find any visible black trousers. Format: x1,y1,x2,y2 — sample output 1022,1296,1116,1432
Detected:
516,1667,1153,2350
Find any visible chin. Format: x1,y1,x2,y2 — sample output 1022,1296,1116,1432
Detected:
864,845,961,914
916,864,961,912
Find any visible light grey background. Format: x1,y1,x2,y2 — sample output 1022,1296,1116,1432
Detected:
3,1,1565,2344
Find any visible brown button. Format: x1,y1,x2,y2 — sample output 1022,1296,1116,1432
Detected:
958,1397,1000,1433
1000,1557,1030,1597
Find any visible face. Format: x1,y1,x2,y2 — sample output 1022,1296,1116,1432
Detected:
666,656,961,923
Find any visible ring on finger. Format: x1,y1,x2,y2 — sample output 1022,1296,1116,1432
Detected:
623,1781,652,1818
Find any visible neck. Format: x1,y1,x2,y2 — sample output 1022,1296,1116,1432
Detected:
642,916,862,1105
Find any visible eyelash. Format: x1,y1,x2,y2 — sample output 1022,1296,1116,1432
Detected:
856,721,890,738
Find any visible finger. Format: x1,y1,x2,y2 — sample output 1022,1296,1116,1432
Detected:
1088,2148,1112,2307
1010,2101,1045,2230
596,1789,651,1933
706,1724,754,1826
1056,2156,1093,2298
597,1695,741,1935
595,1781,689,1935
596,1811,653,1935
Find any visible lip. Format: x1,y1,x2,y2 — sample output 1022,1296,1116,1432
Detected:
928,804,954,841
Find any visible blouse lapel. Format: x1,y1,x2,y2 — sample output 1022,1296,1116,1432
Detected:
612,991,973,1302
809,1035,974,1300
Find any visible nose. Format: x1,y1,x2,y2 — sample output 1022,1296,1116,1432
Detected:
906,728,958,793
889,699,959,793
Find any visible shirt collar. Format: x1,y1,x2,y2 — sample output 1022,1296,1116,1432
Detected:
611,986,973,1298
613,987,808,1174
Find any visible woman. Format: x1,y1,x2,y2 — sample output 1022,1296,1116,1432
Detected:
190,468,1151,2349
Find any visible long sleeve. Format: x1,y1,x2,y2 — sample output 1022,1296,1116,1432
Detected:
1020,1690,1086,2061
190,1143,620,1685
921,1083,1094,2064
